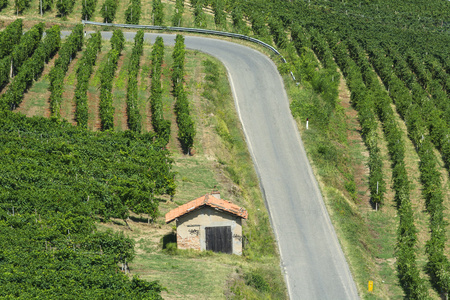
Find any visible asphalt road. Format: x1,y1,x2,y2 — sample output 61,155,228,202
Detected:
70,31,359,299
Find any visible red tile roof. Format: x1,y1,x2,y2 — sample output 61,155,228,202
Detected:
165,193,248,223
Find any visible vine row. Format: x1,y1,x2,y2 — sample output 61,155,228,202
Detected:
0,22,43,93
368,43,450,298
126,30,144,132
150,36,170,145
99,29,124,130
0,25,60,111
49,24,84,118
172,34,195,154
74,32,102,128
0,19,22,59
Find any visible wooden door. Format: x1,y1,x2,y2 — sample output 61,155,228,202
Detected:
205,226,232,254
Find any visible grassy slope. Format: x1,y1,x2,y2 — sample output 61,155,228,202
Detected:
279,41,448,300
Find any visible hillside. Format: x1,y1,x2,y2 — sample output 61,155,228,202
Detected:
1,0,450,299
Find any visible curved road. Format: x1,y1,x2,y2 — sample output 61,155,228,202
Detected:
78,31,359,299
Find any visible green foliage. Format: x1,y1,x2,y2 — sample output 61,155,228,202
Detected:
268,17,287,49
171,0,184,27
125,0,141,24
0,19,23,59
81,0,97,21
49,24,83,118
0,22,43,96
40,0,53,13
0,211,165,298
11,22,44,76
0,109,171,297
101,0,118,23
99,49,119,130
0,109,175,220
111,29,125,52
14,0,30,14
213,0,226,29
244,271,269,293
174,89,195,153
325,33,386,207
98,30,124,130
250,13,270,44
193,1,207,28
152,0,164,26
367,39,450,296
126,30,144,132
171,34,185,96
56,0,74,17
231,3,248,34
0,25,60,111
75,32,102,128
164,242,178,255
150,36,171,145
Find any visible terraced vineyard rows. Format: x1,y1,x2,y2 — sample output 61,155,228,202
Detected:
9,29,187,145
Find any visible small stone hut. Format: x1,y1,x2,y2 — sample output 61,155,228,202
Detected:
165,190,248,255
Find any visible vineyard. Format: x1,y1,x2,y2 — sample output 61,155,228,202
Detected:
1,0,450,298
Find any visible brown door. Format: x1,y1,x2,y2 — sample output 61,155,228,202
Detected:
205,226,232,254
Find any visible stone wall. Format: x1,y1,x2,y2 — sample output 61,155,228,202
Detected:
176,206,243,255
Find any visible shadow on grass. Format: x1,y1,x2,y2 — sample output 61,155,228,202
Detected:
129,215,151,223
162,232,177,250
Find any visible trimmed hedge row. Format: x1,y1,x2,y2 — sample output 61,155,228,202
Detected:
213,0,226,29
171,0,184,27
0,22,43,93
369,44,450,298
149,36,170,145
268,17,288,50
74,32,102,128
14,0,31,14
172,34,195,154
101,0,118,23
152,0,164,26
347,38,430,298
126,30,144,132
49,24,84,118
56,0,75,17
0,25,60,111
0,19,22,59
81,0,97,21
324,32,386,207
99,29,123,130
230,3,249,35
125,0,141,25
425,56,450,96
193,1,206,28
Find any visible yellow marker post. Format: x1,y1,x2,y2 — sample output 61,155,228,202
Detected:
368,280,373,292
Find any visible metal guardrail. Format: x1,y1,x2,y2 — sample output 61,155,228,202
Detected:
81,20,296,81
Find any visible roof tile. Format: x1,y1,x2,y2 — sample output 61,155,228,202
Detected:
165,193,248,223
